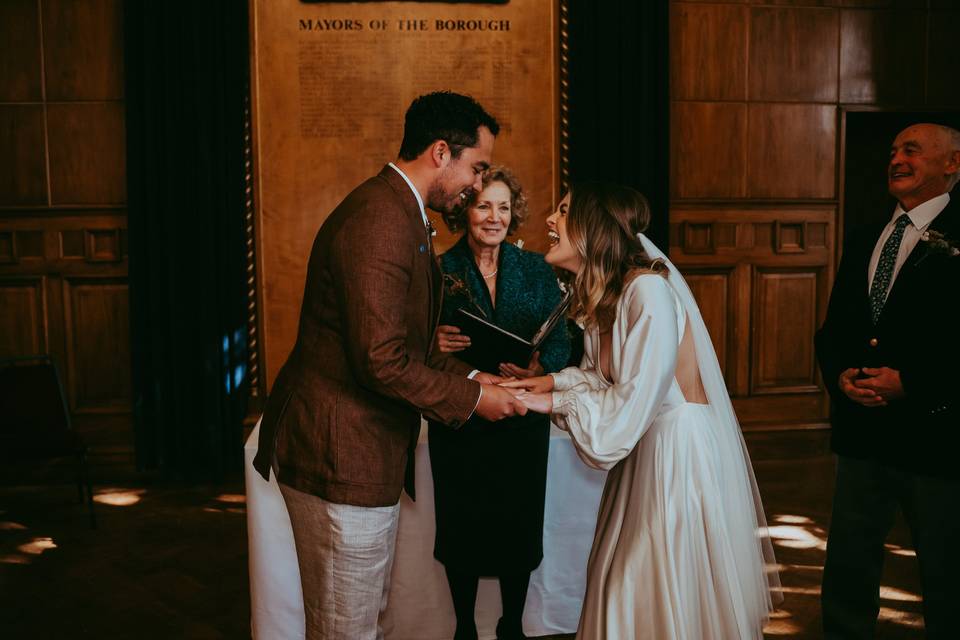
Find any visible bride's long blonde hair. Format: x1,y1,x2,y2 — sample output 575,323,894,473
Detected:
565,182,666,330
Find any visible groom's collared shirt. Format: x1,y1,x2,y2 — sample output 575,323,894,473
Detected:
388,162,429,229
867,192,950,300
387,162,482,401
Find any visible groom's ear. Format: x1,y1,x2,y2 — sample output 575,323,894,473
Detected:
428,140,450,169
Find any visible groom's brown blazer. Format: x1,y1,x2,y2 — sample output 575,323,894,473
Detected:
254,166,480,507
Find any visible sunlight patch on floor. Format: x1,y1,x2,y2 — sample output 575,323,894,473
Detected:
764,609,802,635
763,525,827,551
0,521,28,530
879,606,923,629
768,563,824,573
18,537,56,555
879,585,921,603
203,506,246,515
93,488,147,507
772,514,815,525
0,554,31,564
215,494,246,504
772,584,821,597
885,543,917,558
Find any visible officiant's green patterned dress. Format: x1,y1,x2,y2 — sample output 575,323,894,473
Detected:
429,236,570,574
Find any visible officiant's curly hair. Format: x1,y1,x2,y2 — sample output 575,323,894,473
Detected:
566,182,667,330
398,91,500,161
441,165,528,236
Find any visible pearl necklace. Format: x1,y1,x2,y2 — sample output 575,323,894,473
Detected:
481,268,498,279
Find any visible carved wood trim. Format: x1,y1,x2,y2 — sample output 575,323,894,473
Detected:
559,0,570,194
243,85,262,401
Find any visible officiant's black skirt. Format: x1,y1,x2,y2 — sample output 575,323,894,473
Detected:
428,412,550,575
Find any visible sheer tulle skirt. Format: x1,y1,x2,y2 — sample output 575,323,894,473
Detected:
576,402,771,640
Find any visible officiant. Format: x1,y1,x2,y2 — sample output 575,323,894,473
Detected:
428,166,570,640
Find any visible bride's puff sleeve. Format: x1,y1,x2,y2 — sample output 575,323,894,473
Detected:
551,275,678,471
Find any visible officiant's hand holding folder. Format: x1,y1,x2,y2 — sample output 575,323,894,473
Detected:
452,293,571,375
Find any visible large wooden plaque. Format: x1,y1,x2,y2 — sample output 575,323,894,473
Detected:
250,0,560,387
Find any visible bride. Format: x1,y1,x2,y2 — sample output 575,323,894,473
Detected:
503,183,779,639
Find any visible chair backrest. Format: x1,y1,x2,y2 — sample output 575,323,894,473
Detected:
0,356,77,457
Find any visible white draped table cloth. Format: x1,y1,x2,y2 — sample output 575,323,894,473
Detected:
245,420,607,640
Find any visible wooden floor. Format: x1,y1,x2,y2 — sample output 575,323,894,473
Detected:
0,432,925,639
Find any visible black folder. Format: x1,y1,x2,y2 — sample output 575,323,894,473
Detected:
453,293,570,374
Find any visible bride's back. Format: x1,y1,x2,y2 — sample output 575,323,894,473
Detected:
676,317,708,405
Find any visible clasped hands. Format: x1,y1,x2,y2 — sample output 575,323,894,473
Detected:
474,371,555,420
838,366,904,407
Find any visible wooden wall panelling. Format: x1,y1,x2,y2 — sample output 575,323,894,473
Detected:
671,102,747,199
61,276,131,413
927,10,960,106
839,9,925,105
748,7,839,103
747,103,837,199
0,105,48,206
46,103,126,205
1,1,130,471
732,393,828,431
670,3,747,101
684,268,733,378
751,267,822,395
41,0,124,101
0,0,42,102
838,2,927,9
0,276,47,359
669,206,834,430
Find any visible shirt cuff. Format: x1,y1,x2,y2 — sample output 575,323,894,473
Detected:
467,369,479,379
467,382,482,420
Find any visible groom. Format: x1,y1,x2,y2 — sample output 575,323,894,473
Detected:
815,123,960,638
254,92,526,639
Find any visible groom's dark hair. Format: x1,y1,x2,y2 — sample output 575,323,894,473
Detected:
398,91,500,161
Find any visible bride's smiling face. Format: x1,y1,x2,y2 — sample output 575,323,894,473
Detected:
545,193,582,273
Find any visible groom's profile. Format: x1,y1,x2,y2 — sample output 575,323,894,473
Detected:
816,123,960,638
252,91,526,639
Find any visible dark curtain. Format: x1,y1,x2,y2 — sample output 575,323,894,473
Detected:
567,0,670,251
125,2,250,480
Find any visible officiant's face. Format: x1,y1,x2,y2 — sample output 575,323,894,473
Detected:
428,126,495,215
545,193,582,273
888,124,957,210
466,180,512,249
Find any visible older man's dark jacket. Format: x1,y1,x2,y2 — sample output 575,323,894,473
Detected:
815,195,960,477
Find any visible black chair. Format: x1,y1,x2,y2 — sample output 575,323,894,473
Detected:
0,355,96,528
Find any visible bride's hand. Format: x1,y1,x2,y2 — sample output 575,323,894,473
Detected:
516,391,553,414
500,375,554,394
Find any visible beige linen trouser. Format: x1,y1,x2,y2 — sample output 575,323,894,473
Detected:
278,482,400,640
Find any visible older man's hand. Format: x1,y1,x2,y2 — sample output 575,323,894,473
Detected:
839,368,888,407
853,367,905,402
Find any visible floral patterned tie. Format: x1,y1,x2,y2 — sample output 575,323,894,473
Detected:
869,213,911,324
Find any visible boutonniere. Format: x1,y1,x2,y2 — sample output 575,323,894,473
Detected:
514,238,524,249
918,229,960,264
442,272,488,318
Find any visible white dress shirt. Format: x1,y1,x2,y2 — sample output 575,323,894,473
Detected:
867,193,950,301
388,162,429,229
387,162,482,395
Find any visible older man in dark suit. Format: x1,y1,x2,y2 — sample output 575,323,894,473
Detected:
816,123,960,639
253,92,526,639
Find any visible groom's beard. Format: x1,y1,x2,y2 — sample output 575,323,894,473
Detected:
428,185,474,216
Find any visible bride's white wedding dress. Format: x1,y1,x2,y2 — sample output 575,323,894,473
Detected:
550,235,779,639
